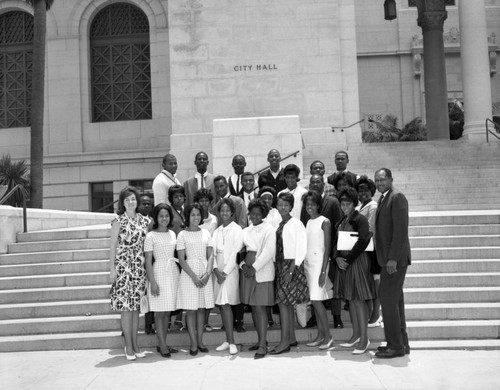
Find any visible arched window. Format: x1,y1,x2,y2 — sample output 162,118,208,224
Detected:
0,11,33,129
90,3,152,122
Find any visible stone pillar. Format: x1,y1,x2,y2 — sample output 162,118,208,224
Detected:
417,2,449,140
459,0,492,142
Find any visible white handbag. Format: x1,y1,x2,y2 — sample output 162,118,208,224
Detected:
337,231,374,252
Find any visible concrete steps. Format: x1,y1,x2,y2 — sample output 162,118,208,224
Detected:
7,238,110,253
1,205,500,351
343,141,500,211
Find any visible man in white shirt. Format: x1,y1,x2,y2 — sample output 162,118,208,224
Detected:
152,154,181,205
228,155,246,196
240,171,258,209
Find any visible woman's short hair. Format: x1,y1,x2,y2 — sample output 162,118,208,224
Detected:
116,186,140,215
338,188,359,205
217,197,236,215
258,185,277,208
302,190,323,211
355,175,376,196
277,191,295,209
194,188,214,203
168,185,185,204
248,198,270,218
184,203,205,226
333,171,355,190
151,203,174,229
283,163,301,177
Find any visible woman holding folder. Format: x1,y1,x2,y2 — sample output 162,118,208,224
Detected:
332,188,376,355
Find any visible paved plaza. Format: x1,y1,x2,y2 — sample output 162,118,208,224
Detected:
2,347,500,390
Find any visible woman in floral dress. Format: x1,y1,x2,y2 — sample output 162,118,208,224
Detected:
110,186,151,361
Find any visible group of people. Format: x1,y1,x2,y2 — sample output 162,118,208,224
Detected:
109,149,411,361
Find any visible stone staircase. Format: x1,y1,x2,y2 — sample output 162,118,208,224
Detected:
1,210,499,351
313,140,500,211
1,140,499,352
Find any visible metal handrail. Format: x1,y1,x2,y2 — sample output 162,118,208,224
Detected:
485,118,500,142
0,184,28,232
253,150,301,177
96,199,118,213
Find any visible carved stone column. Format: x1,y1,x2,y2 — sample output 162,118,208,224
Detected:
417,0,450,140
459,0,493,142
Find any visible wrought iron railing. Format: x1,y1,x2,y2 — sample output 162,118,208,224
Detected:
485,118,500,142
0,184,28,232
253,150,301,177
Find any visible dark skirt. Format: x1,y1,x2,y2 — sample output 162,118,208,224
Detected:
275,257,309,305
240,272,274,306
332,251,376,301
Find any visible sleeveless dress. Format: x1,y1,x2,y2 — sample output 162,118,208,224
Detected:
176,229,215,310
110,213,150,311
274,220,309,305
144,230,179,312
305,216,333,301
332,215,376,301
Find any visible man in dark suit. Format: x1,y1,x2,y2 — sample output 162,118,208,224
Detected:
300,174,343,328
257,149,287,193
326,151,358,187
183,151,216,206
374,168,411,359
212,175,248,228
228,155,246,196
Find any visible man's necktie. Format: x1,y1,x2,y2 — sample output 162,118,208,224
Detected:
236,175,240,193
201,175,205,188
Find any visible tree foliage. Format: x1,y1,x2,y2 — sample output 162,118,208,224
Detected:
362,115,427,143
0,155,30,207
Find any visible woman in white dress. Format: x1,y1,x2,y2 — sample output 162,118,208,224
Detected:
176,203,214,356
212,198,243,355
240,199,277,359
144,204,179,358
303,191,334,348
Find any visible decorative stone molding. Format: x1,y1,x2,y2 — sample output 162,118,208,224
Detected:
411,28,499,77
417,11,447,32
413,53,422,78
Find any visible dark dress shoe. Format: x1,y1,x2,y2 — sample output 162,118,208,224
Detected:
377,345,410,355
269,346,290,355
198,346,209,353
234,323,246,333
168,346,179,353
375,348,405,359
289,341,298,347
189,349,198,356
145,325,155,335
249,341,267,351
333,315,344,329
158,349,171,358
306,316,317,328
254,351,267,359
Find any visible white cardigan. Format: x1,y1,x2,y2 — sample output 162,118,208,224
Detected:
212,221,244,275
242,222,276,283
280,217,307,266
